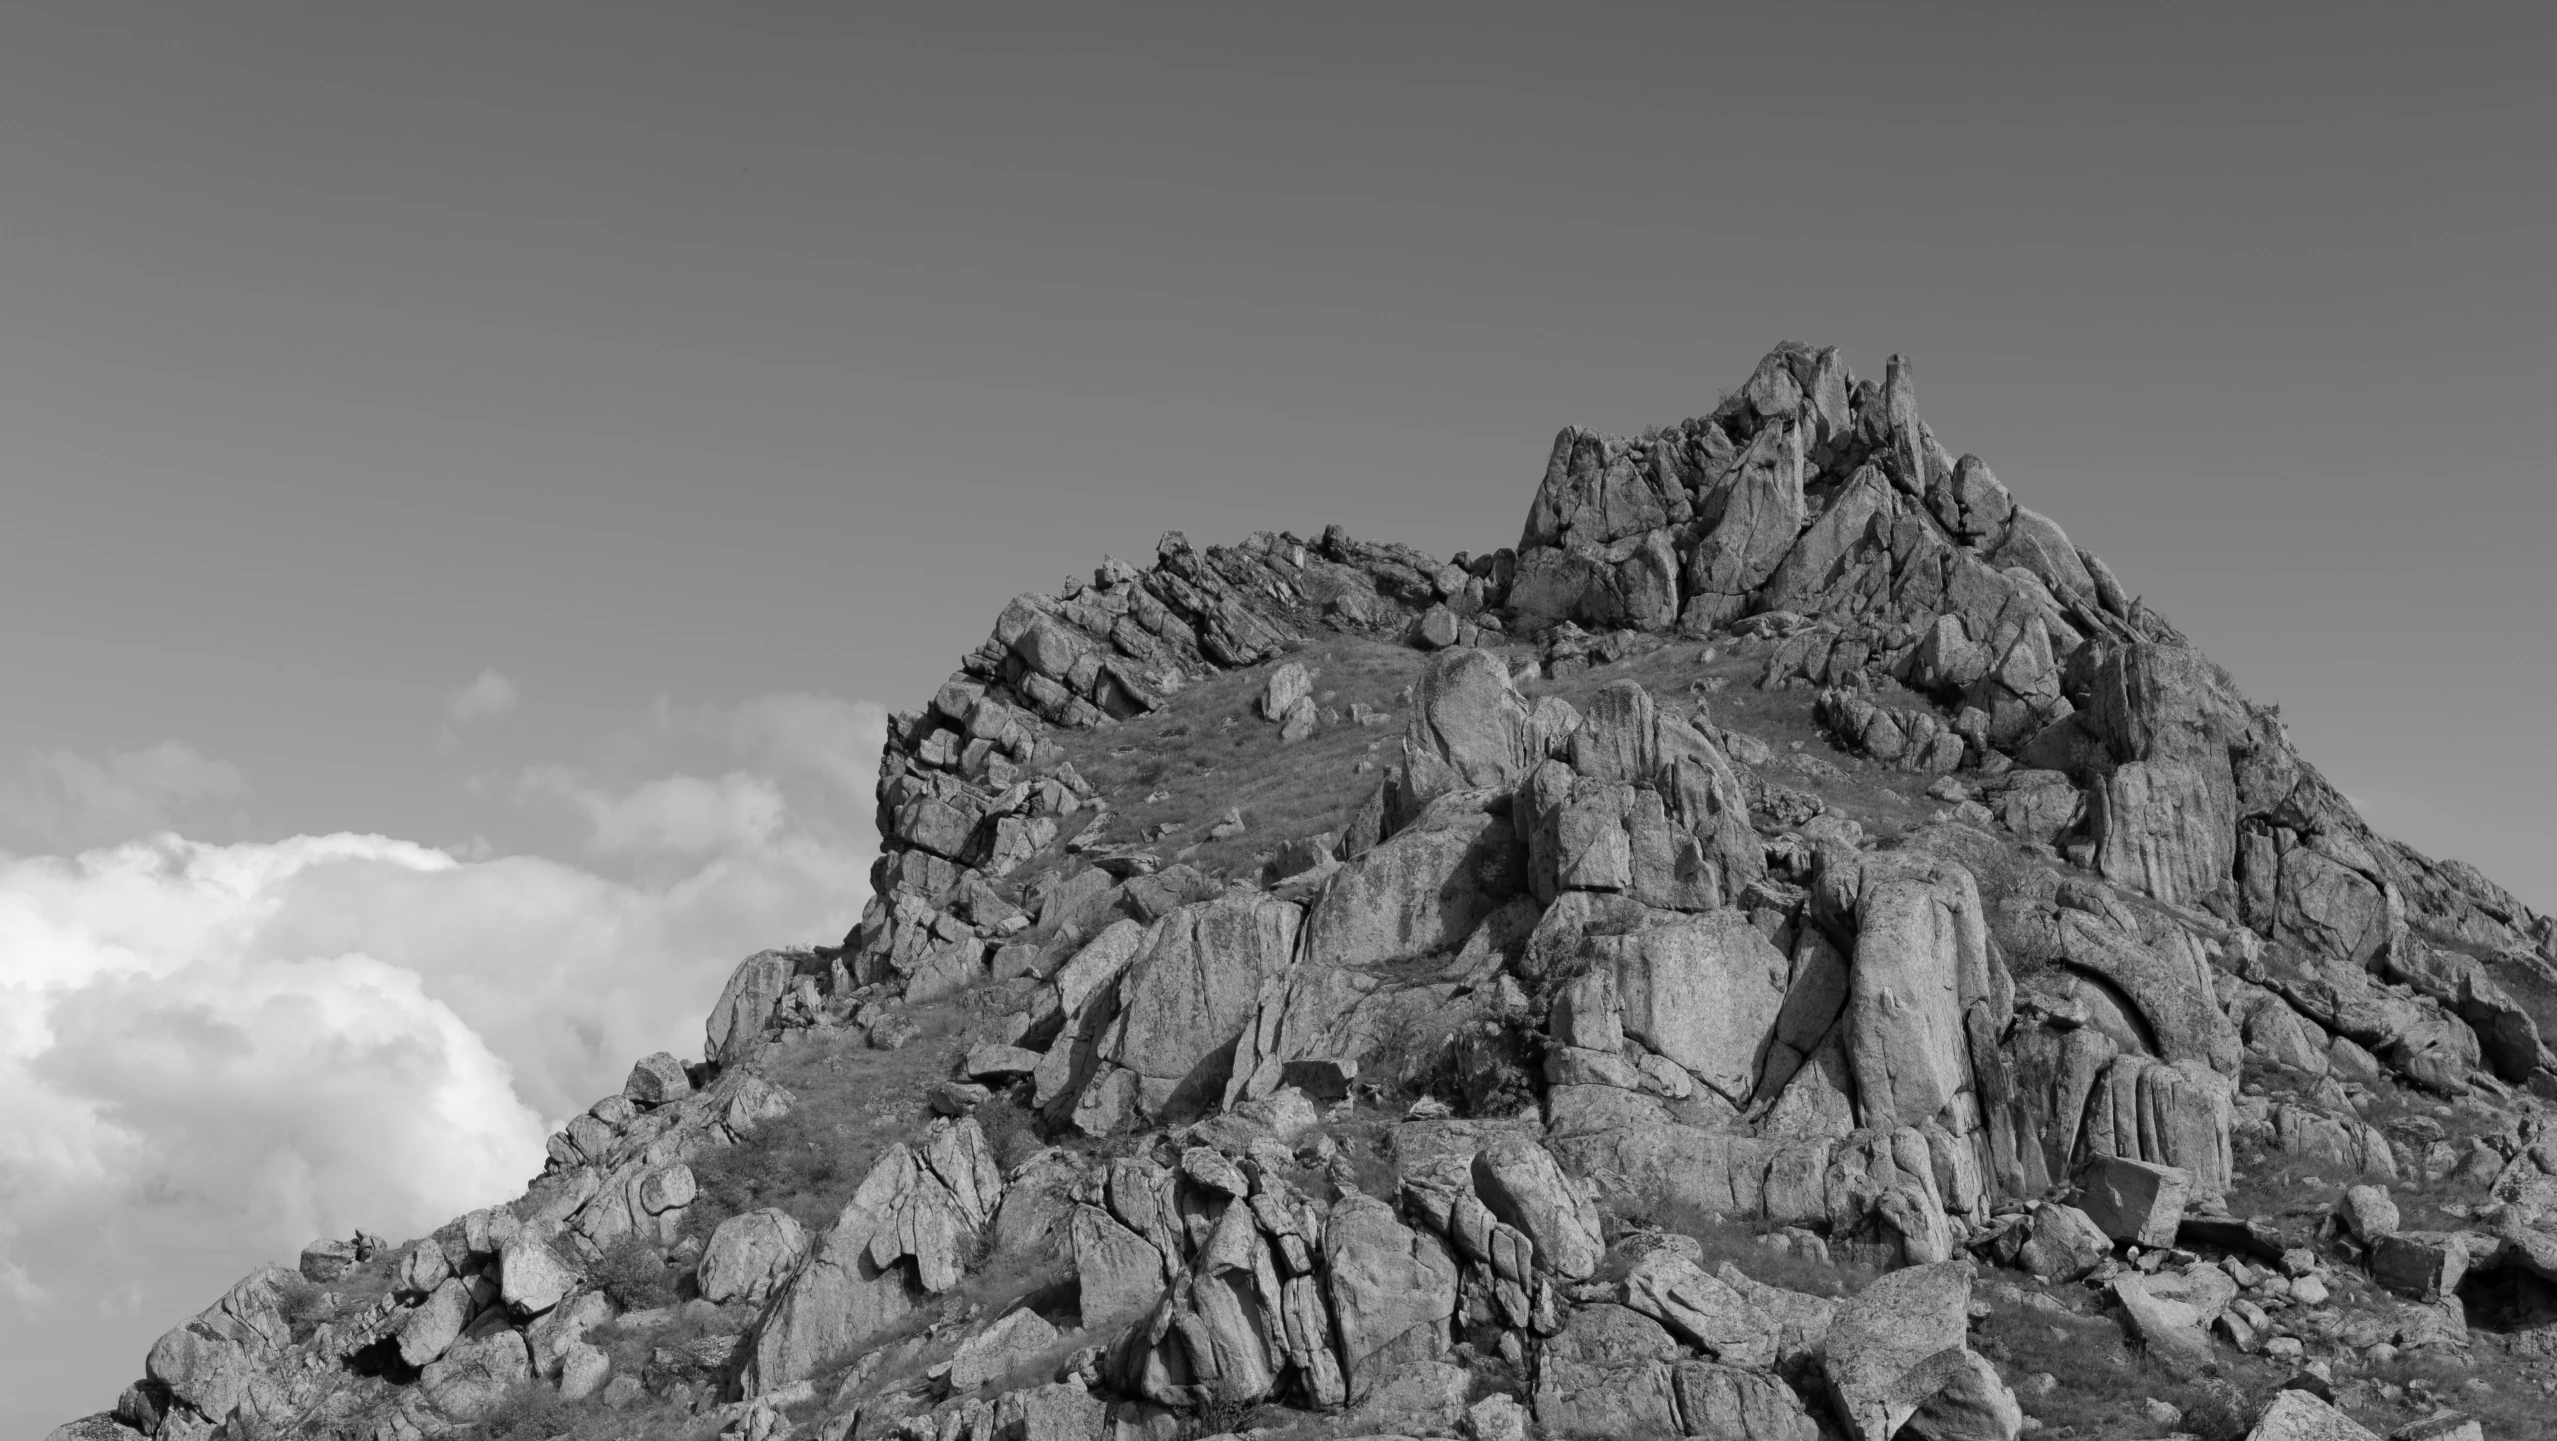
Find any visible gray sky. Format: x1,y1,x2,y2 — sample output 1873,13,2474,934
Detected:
2,2,2551,1431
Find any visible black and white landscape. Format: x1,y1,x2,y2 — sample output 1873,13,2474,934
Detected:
5,8,2552,1441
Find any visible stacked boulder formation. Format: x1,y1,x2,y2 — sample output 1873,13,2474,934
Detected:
54,344,2557,1441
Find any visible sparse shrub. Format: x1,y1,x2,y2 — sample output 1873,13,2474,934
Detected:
1421,1020,1540,1118
973,1090,1042,1174
274,1275,332,1343
685,1101,853,1240
2177,1387,2257,1441
1625,1202,1879,1299
682,1022,960,1242
1342,1143,1402,1201
1187,1392,1256,1439
469,1380,571,1440
1357,1002,1440,1102
590,1233,681,1312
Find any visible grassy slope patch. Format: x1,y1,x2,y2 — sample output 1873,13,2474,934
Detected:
684,1005,972,1243
1055,630,1428,877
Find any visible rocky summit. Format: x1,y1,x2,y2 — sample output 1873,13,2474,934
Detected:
54,344,2557,1441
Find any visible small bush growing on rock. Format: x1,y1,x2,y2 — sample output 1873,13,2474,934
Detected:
1623,1202,1877,1299
684,1016,961,1241
1189,1392,1257,1439
589,1233,680,1312
274,1275,332,1343
972,1090,1042,1174
468,1380,570,1440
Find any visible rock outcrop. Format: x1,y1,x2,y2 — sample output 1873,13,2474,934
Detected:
59,342,2557,1441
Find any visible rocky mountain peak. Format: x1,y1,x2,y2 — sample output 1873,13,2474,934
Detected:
54,344,2557,1441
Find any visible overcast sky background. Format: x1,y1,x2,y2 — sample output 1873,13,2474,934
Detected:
4,3,2552,1431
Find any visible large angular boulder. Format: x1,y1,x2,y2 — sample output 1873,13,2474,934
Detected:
1847,872,1988,1130
1995,769,2084,844
1399,648,1532,809
1530,1303,1684,1439
2107,1272,2214,1376
1585,911,1789,1104
2389,942,2555,1082
2337,1184,2400,1244
705,950,798,1064
1989,506,2097,609
994,1384,1110,1441
1620,1251,1775,1368
2276,847,2398,970
1519,766,1720,911
396,1278,476,1369
2054,909,2242,1077
498,1233,577,1318
1072,1205,1168,1328
1820,1261,1974,1441
1901,1350,2024,1441
557,1341,611,1401
624,1051,693,1106
1507,529,1682,632
1925,452,2016,546
741,1142,955,1395
142,1268,294,1422
949,1307,1062,1392
2369,1231,2468,1301
1521,426,1684,551
1469,1138,1604,1281
420,1329,532,1422
2084,643,2252,771
1685,419,1806,620
1760,465,1896,616
2013,1203,2112,1282
1301,797,1516,968
1261,661,1313,720
1713,1262,1839,1369
1321,1193,1458,1402
2095,759,2237,909
1671,1360,1824,1441
2079,1054,2236,1197
524,1287,612,1381
297,1238,358,1282
1049,920,1150,1031
2244,1388,2383,1440
1555,681,1761,900
699,1208,810,1307
2079,1156,2190,1247
1109,894,1303,1116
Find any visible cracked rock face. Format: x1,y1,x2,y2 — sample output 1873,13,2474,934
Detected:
59,343,2557,1441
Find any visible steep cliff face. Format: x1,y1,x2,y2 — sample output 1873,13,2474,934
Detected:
57,346,2557,1441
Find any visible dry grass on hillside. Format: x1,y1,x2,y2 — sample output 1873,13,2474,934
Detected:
1519,632,1952,838
1055,631,1428,877
1635,1204,1881,1300
1970,1290,2271,1441
683,1007,973,1243
1054,620,1962,886
2224,1066,2505,1233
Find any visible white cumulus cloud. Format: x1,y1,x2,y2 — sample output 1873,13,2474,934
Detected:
444,669,520,727
0,693,887,1428
519,767,791,855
